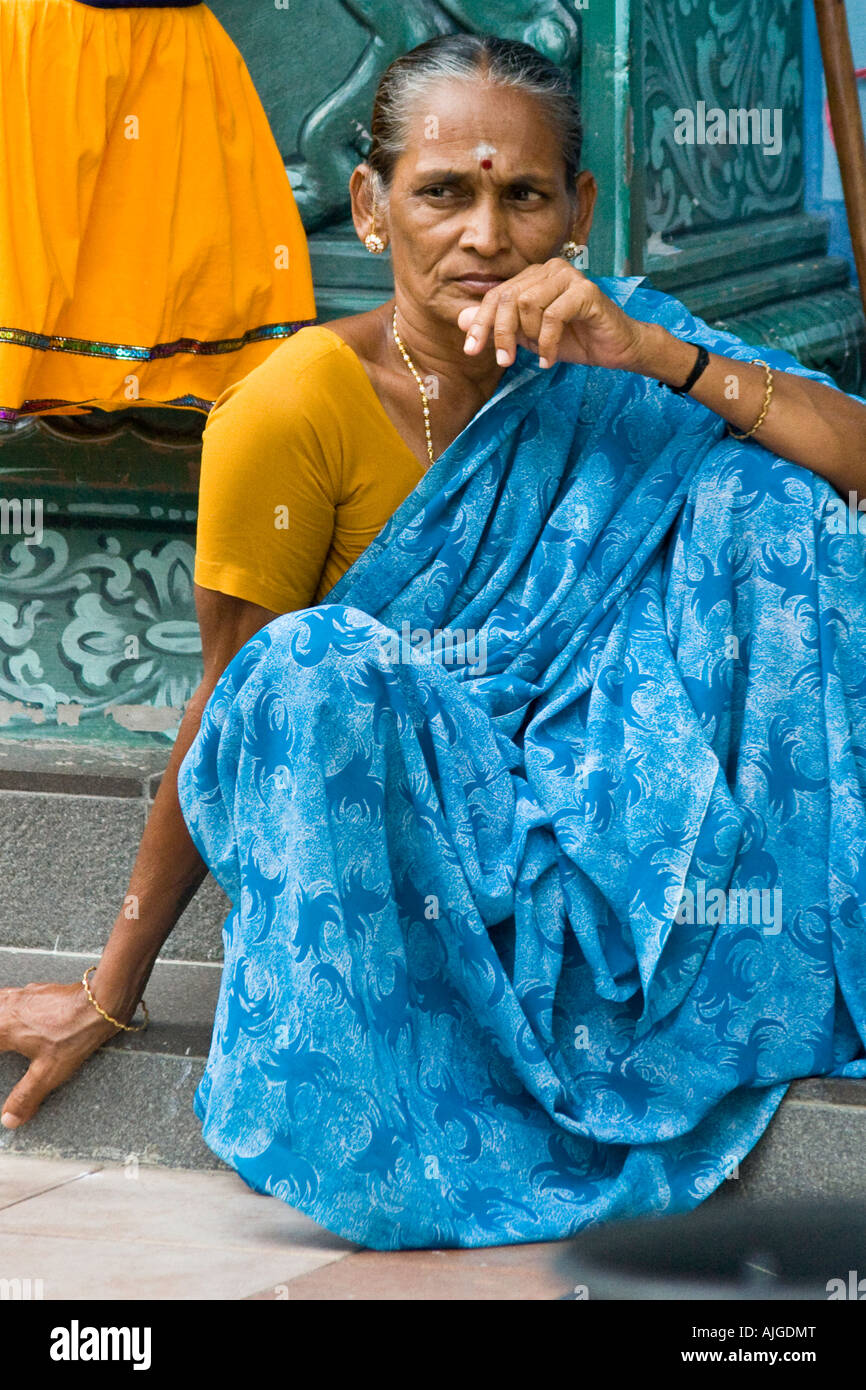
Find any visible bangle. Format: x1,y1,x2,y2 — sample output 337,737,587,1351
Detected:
81,966,150,1033
658,342,710,395
728,359,774,439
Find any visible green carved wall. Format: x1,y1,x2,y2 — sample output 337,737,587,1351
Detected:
0,0,862,746
630,0,865,391
639,0,805,236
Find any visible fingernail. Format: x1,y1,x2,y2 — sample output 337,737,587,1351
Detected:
496,349,509,365
539,357,550,369
1,1112,21,1129
464,333,478,352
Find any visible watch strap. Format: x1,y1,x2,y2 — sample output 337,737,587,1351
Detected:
660,342,710,395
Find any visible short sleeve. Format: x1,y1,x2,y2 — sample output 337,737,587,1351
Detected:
193,336,343,614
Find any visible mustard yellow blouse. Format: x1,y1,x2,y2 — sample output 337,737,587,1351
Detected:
194,326,425,613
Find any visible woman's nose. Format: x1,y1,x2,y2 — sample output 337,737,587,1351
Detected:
458,197,510,256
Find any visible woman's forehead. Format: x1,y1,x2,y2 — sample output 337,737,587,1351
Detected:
407,78,554,130
399,82,561,161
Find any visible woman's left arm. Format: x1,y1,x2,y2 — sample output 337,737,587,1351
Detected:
459,260,866,496
633,321,866,495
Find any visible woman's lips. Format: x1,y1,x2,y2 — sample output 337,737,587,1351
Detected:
454,275,506,293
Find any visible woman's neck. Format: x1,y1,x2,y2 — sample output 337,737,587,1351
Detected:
386,300,505,402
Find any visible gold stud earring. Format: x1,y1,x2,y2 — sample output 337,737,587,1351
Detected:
560,239,583,261
364,211,386,254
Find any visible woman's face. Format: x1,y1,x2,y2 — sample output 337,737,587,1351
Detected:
354,78,597,327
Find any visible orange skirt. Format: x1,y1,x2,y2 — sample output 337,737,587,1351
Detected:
0,0,316,419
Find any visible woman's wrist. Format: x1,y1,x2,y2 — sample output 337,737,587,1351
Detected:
85,917,161,1024
83,969,146,1029
70,977,124,1042
628,321,702,386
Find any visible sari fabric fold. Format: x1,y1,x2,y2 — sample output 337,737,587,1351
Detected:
177,276,866,1249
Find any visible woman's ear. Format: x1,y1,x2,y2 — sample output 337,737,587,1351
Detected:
349,163,383,245
571,169,598,248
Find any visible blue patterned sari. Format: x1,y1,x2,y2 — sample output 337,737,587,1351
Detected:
177,275,866,1249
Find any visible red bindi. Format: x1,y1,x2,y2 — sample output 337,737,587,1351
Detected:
480,158,492,169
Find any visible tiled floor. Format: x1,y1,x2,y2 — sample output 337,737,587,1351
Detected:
0,1155,575,1300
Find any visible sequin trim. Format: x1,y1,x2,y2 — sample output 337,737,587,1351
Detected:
0,319,317,363
0,393,213,422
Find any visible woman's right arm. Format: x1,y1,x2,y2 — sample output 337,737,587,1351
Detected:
0,584,280,1129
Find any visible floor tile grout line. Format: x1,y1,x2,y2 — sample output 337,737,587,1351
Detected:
0,1225,354,1258
1,1157,227,1176
0,1165,104,1213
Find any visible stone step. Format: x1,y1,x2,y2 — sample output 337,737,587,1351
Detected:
0,738,230,963
0,946,224,1170
708,1076,866,1208
3,947,866,1206
4,741,866,1203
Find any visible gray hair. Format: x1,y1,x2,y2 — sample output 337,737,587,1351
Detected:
366,33,583,208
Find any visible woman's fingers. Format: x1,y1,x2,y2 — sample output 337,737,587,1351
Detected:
2,1057,55,1128
491,291,520,366
0,982,118,1128
458,298,500,355
458,262,592,365
458,263,556,355
0,987,58,1127
536,287,587,367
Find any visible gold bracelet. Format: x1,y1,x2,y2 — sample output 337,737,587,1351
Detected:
81,966,150,1033
728,359,774,440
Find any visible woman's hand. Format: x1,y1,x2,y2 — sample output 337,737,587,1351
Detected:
0,981,119,1128
457,259,649,372
457,255,866,491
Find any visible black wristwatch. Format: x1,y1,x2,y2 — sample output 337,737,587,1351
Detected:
658,342,710,395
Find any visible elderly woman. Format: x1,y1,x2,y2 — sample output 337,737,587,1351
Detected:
3,33,866,1251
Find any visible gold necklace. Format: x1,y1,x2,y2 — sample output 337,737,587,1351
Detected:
391,305,434,469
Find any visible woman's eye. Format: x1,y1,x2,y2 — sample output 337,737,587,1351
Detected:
419,184,544,201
